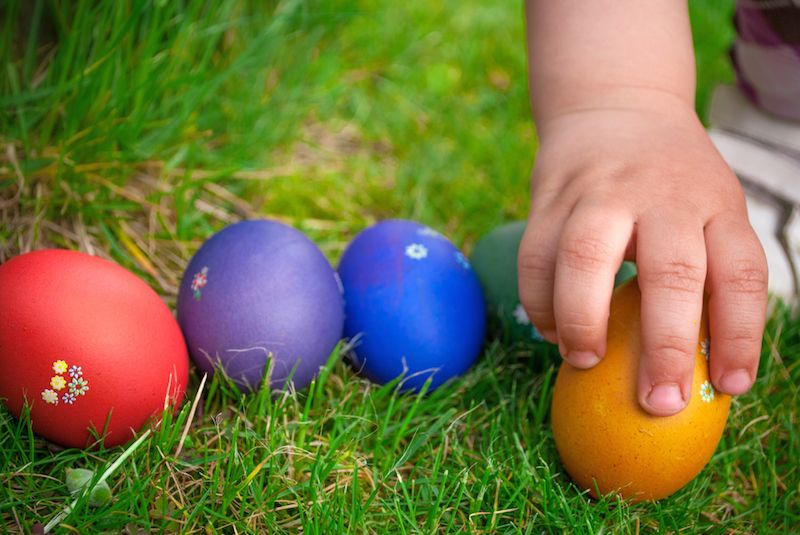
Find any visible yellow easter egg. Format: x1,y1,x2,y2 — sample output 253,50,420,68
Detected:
551,278,731,501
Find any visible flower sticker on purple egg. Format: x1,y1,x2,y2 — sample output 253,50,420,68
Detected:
191,266,209,301
405,243,428,260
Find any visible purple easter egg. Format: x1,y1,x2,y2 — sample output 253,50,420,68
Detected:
177,220,344,392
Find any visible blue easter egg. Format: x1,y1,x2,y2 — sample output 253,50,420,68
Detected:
177,220,344,392
338,219,486,391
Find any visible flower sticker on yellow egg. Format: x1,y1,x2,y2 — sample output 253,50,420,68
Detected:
700,381,715,403
700,338,710,361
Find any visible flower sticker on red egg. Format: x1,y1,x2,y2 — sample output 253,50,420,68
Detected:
41,359,89,406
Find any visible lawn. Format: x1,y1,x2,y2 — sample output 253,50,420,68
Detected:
1,0,798,533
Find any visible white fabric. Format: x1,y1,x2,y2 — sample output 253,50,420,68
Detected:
709,85,800,157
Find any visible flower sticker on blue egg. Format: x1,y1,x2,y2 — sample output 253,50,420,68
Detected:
405,243,428,260
454,251,470,270
417,227,446,240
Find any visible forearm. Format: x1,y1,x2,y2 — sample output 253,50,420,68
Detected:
525,0,697,127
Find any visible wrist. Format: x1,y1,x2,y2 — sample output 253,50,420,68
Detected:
532,83,697,132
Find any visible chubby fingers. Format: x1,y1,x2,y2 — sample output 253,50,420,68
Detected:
705,216,768,395
519,197,634,367
637,211,707,416
552,203,633,367
518,207,563,344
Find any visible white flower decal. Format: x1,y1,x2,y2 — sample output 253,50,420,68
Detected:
69,377,89,397
513,303,530,325
700,338,710,361
454,251,470,269
531,326,545,342
417,227,444,239
191,266,209,300
700,381,715,403
42,389,58,405
405,243,428,260
42,360,89,408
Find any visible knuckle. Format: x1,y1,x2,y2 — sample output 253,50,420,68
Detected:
557,314,601,342
724,260,768,296
647,333,697,368
518,250,553,281
559,236,614,273
718,322,763,348
525,307,554,328
642,260,705,294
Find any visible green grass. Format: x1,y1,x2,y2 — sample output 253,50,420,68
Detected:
1,0,797,532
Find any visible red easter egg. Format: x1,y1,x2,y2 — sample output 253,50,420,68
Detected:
0,249,189,448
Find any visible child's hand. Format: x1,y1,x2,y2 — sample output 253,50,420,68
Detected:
518,98,768,416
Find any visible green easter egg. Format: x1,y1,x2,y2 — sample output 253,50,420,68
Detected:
470,221,637,345
614,260,637,286
470,221,543,345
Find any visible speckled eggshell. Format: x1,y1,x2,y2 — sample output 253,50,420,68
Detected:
337,219,486,391
177,220,344,392
551,278,731,502
0,249,189,448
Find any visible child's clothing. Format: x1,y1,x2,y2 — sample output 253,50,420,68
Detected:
733,0,800,121
709,1,800,302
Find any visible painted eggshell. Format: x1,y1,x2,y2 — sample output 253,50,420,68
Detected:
338,219,486,391
0,249,189,448
471,221,638,345
470,221,546,345
551,278,731,502
177,220,344,392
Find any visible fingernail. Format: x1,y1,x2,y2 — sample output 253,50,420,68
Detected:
645,383,686,415
566,350,600,369
718,369,752,395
